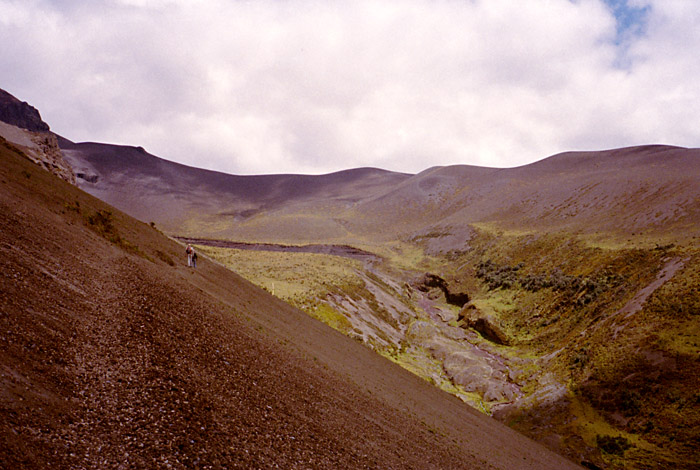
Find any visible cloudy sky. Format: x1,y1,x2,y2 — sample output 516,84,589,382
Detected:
1,0,699,175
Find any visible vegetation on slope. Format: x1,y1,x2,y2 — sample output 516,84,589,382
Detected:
203,223,700,470
423,227,700,469
2,134,585,470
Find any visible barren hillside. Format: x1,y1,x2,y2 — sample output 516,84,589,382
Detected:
59,136,410,239
62,135,700,249
0,138,582,468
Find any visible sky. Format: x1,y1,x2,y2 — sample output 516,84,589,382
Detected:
1,0,699,175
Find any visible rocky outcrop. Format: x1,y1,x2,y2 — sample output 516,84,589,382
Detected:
415,273,470,307
458,303,510,345
0,88,75,184
0,88,50,132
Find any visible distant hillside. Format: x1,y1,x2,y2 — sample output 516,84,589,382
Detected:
61,135,700,247
344,145,700,245
1,121,583,468
59,137,411,239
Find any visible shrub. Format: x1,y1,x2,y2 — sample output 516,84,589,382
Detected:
86,209,115,235
596,435,631,455
619,389,641,416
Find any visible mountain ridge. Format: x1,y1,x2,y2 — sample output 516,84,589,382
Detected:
59,135,699,245
0,88,51,132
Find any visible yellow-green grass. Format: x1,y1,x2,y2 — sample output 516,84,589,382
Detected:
195,224,700,469
567,396,678,470
195,245,364,303
308,302,354,334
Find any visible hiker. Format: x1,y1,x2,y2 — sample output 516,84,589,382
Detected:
186,244,194,267
192,250,198,268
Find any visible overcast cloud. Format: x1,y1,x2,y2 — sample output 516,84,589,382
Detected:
1,0,699,175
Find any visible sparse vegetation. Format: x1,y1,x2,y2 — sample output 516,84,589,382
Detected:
81,208,142,255
596,434,631,455
475,259,622,306
155,250,175,266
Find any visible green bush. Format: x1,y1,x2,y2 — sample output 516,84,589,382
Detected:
475,259,619,306
596,434,631,455
86,209,115,235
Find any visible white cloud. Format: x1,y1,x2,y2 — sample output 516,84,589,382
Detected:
0,0,698,174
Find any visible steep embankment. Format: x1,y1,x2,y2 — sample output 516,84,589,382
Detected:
0,140,583,468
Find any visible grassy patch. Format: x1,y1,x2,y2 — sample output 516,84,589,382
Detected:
195,246,364,301
308,303,353,333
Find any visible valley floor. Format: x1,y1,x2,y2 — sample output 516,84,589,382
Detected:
193,233,700,470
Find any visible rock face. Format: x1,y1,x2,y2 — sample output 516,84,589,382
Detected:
416,273,470,307
0,88,50,132
458,304,510,345
0,88,75,184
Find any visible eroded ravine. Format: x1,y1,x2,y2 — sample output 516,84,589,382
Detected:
193,238,544,416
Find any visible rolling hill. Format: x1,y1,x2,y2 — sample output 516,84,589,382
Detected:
59,136,411,242
62,135,700,249
0,99,583,467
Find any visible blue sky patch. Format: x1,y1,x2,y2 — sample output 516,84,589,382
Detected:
603,0,651,44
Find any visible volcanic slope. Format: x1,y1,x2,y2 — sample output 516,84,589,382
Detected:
359,144,700,243
0,141,583,468
59,136,411,241
62,136,700,246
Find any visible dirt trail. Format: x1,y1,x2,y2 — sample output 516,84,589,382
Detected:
177,236,383,263
607,256,687,340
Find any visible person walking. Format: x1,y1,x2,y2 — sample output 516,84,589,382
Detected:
186,244,194,267
192,250,198,268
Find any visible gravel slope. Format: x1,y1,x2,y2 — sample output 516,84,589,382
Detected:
0,141,582,469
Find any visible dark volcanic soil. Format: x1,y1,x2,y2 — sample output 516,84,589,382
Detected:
0,143,582,469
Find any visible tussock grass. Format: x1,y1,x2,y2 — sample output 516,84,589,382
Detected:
195,246,363,301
